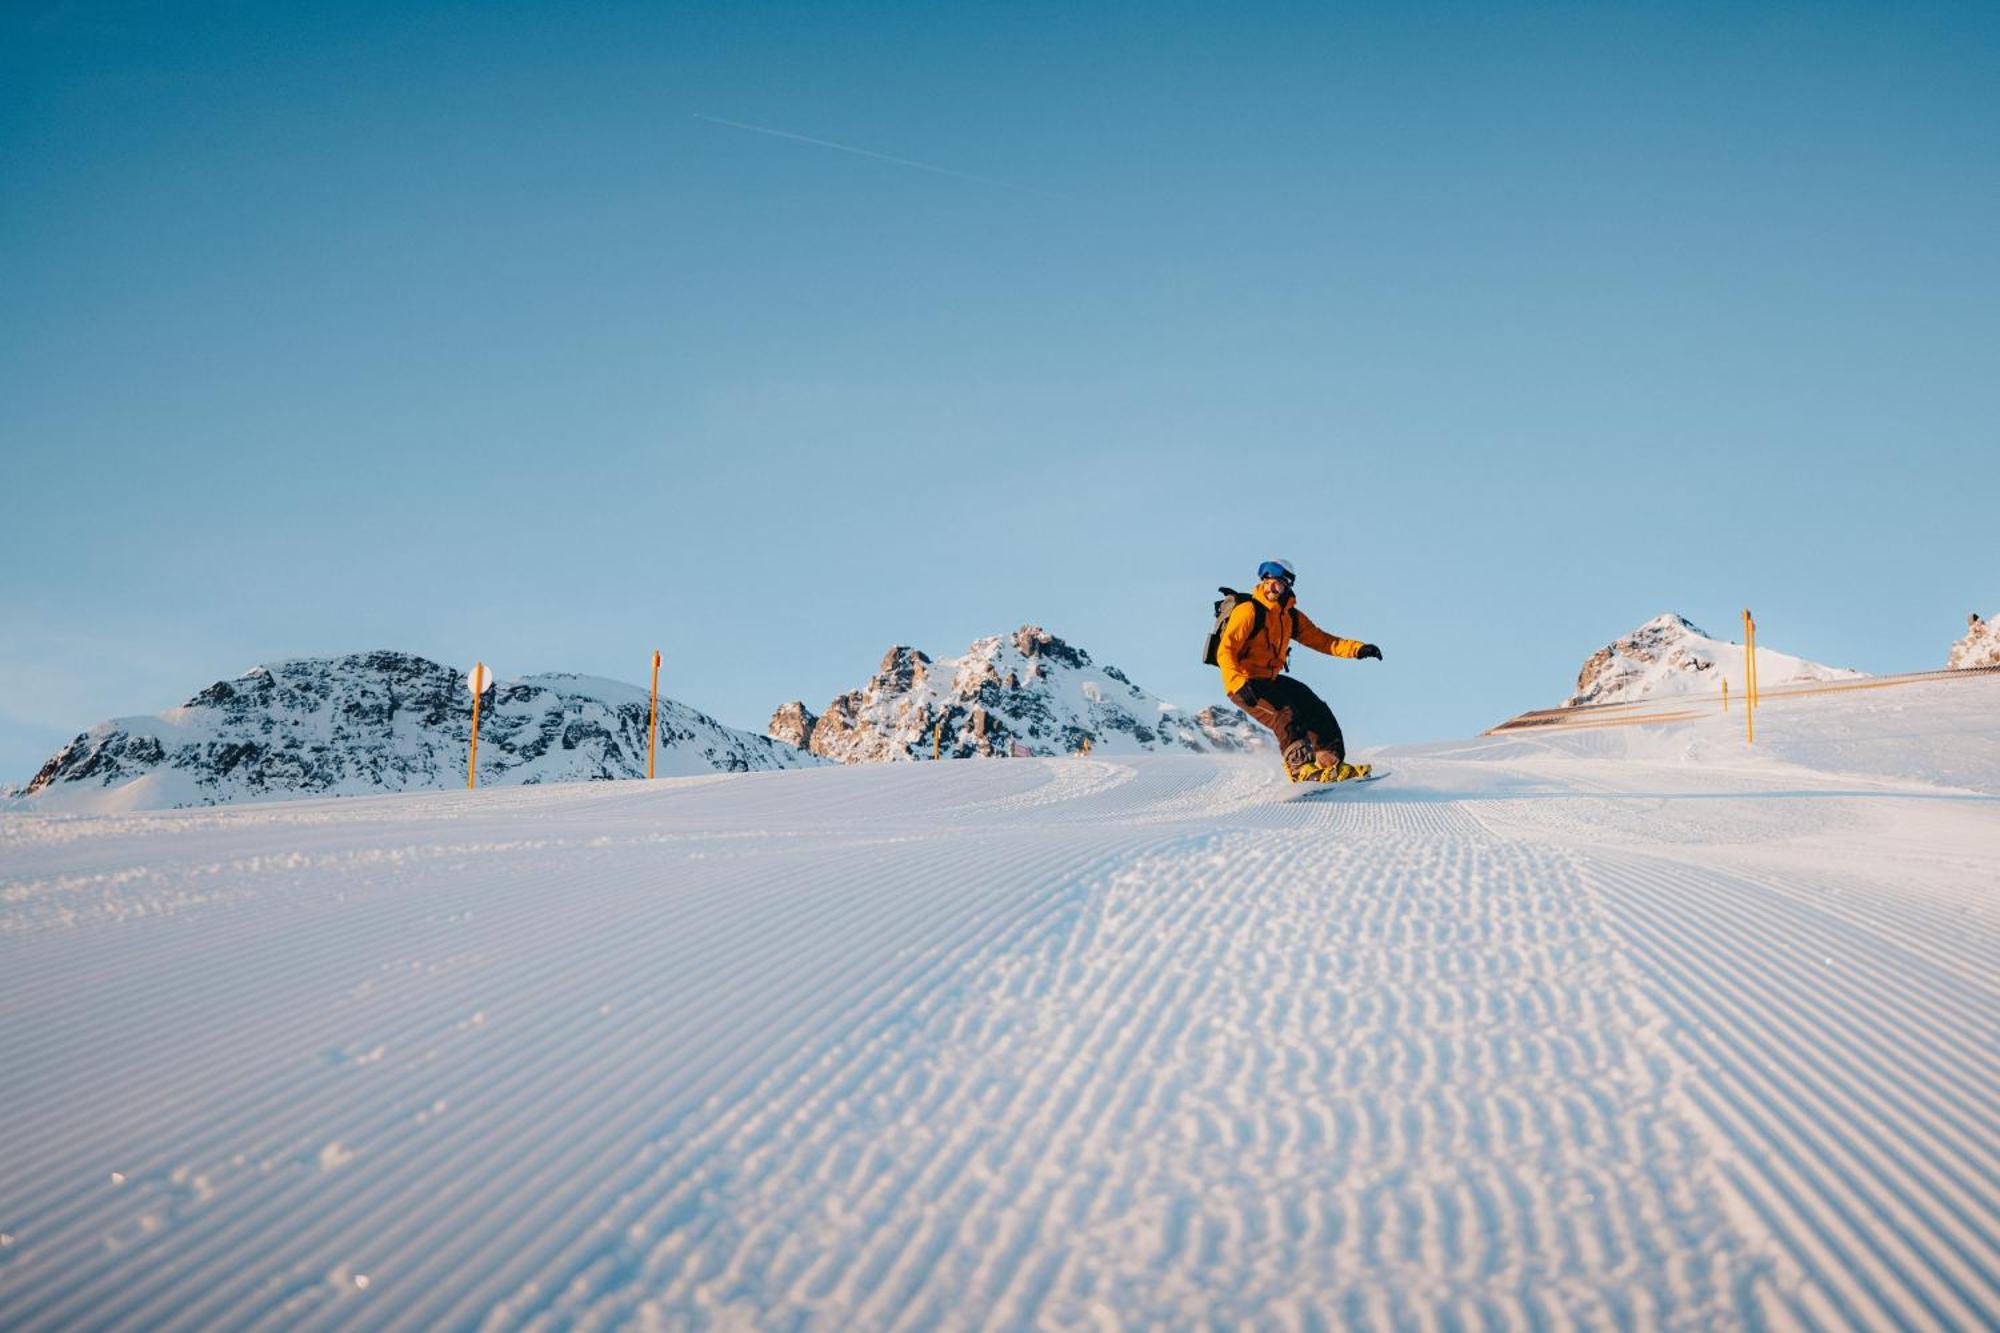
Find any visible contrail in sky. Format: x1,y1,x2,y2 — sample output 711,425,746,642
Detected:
692,113,1048,195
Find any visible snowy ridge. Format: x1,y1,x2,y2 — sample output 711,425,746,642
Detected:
1948,611,1999,669
773,624,1263,762
1566,612,1863,707
22,650,819,812
1,676,1996,1327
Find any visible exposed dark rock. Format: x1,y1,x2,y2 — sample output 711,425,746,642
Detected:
767,701,818,750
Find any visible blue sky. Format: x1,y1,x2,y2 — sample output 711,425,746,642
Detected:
4,0,1996,780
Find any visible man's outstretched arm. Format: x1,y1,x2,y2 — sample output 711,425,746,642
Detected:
1294,609,1381,661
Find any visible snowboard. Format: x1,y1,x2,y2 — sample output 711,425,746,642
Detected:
1289,769,1389,796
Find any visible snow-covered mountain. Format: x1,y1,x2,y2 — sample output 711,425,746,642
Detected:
23,650,820,812
1948,612,1999,670
771,625,1264,763
1566,613,1863,708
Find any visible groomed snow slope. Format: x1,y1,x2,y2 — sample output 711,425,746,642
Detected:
2,679,1996,1329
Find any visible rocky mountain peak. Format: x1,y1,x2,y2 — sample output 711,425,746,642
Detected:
874,646,931,691
767,700,818,751
1567,615,1714,707
1566,613,1862,708
773,624,1263,763
23,651,821,811
1948,612,1999,670
1011,625,1087,669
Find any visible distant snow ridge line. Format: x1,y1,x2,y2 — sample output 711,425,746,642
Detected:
23,650,820,811
771,624,1264,762
1948,612,1999,670
1566,612,1864,708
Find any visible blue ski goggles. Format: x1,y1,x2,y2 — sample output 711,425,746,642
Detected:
1257,561,1295,584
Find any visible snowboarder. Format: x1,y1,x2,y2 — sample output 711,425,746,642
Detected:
1215,559,1382,782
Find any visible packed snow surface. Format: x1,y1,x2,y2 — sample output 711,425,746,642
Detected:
2,677,1996,1329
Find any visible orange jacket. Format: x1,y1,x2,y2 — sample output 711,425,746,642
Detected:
1216,584,1366,696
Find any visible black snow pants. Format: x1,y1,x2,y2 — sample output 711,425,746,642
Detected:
1230,675,1345,776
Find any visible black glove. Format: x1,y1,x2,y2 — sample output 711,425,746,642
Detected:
1229,682,1260,709
1357,644,1383,661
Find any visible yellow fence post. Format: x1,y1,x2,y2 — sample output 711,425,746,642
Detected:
1742,609,1756,745
1722,678,1729,713
647,649,662,779
467,661,492,788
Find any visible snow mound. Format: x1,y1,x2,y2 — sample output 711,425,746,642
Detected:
774,624,1264,762
23,650,820,811
1566,612,1863,707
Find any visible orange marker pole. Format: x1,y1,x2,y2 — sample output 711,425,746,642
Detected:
647,649,662,779
468,662,485,788
1721,678,1729,713
933,723,941,760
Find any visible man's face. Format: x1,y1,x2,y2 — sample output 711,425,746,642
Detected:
1261,575,1289,599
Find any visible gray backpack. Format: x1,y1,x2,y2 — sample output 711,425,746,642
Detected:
1201,588,1266,665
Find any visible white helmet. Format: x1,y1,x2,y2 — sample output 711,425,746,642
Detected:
1256,557,1296,585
